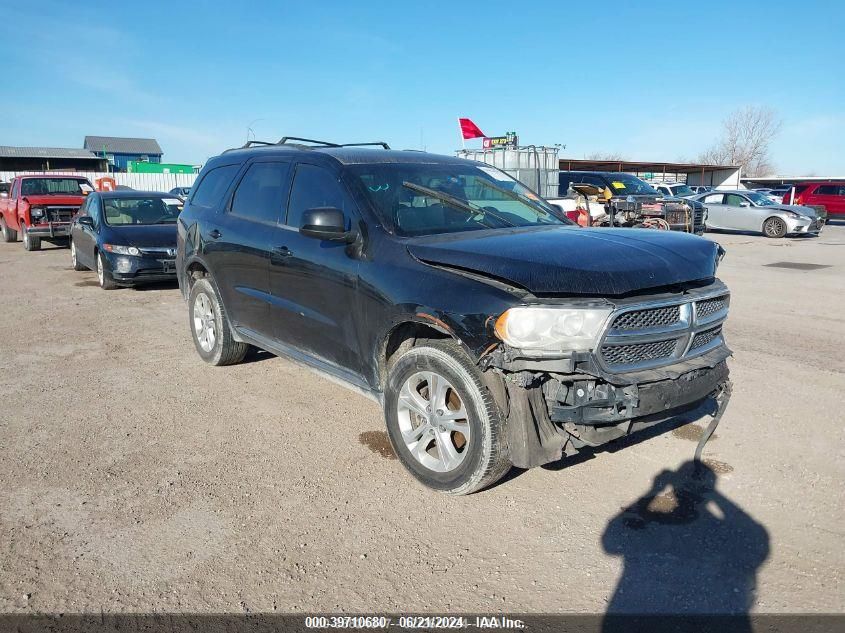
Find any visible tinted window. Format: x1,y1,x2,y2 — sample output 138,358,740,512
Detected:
286,164,347,228
230,162,291,224
191,164,238,208
815,185,838,195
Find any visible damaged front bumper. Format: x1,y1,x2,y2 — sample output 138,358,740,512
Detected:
481,345,732,469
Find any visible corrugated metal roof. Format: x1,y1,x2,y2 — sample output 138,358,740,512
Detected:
0,146,101,159
84,136,163,155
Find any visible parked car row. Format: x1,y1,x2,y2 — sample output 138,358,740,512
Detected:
1,143,735,495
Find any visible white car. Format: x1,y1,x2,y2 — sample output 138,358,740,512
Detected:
652,182,697,198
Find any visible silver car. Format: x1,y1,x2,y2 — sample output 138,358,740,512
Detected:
692,190,824,238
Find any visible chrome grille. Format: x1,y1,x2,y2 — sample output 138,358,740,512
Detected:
690,326,722,350
696,295,729,320
611,305,681,331
600,339,677,367
597,287,730,372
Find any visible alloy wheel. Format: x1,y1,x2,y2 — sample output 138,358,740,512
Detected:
193,292,217,353
396,371,471,473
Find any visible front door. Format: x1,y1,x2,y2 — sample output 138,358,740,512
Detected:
267,162,363,380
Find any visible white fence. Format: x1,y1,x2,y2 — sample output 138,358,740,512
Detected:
0,171,197,192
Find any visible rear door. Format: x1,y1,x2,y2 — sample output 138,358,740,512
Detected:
267,162,364,381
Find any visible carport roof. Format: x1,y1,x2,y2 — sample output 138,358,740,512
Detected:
0,146,100,159
559,158,740,173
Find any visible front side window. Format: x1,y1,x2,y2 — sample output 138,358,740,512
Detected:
286,164,348,228
725,194,748,207
191,164,239,208
102,197,181,226
350,162,570,237
230,161,291,224
20,178,90,196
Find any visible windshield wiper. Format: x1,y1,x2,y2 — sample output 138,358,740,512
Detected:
401,181,515,227
474,178,555,219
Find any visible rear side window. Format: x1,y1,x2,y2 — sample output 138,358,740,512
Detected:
230,162,291,224
702,193,724,204
286,164,347,228
815,185,838,195
191,165,239,208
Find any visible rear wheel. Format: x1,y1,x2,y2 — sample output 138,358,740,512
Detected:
21,225,41,251
188,277,249,366
96,252,118,290
384,340,511,495
70,240,86,271
1,219,17,242
763,216,787,238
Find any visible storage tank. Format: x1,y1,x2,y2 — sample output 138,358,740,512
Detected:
457,146,559,198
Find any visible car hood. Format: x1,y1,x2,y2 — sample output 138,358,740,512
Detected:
770,204,818,218
406,226,720,296
22,194,86,206
103,224,178,248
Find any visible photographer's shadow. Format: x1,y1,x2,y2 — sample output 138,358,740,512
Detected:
602,460,769,631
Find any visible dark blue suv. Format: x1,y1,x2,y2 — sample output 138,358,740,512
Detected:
176,138,732,494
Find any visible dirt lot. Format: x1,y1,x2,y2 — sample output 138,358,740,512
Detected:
1,224,843,615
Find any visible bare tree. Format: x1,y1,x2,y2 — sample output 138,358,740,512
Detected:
698,106,781,176
584,152,627,161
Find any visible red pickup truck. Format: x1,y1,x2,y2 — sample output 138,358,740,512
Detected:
0,175,94,251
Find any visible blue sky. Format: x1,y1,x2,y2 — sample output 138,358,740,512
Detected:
1,0,843,174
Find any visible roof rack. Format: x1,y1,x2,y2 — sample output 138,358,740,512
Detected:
224,137,391,154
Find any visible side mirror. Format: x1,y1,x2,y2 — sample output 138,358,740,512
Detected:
299,207,352,242
739,201,751,207
77,216,94,227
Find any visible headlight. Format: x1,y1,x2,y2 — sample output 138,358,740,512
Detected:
30,206,44,220
495,307,612,352
103,244,141,256
784,211,801,220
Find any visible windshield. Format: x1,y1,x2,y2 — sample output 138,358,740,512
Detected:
669,184,695,197
349,163,570,236
605,174,658,196
745,191,776,206
21,178,91,196
102,196,183,226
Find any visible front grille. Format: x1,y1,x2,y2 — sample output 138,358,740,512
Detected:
597,287,730,372
600,339,677,367
694,206,704,227
696,295,728,320
611,305,681,331
690,326,722,350
46,206,77,223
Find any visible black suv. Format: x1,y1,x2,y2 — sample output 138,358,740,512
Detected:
558,171,707,234
177,138,731,494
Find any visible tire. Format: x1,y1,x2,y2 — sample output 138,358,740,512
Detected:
21,225,41,251
384,340,511,495
763,216,787,238
188,277,249,366
70,239,86,271
96,252,118,290
1,219,17,242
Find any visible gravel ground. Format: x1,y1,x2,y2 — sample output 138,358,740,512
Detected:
0,224,843,615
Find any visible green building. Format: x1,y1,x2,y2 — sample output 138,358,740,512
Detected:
127,161,195,174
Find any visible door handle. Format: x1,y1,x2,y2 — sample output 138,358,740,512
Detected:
273,245,293,257
208,229,222,240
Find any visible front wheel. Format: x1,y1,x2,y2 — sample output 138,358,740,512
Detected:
70,240,86,271
96,252,118,290
21,225,41,251
188,277,249,366
384,340,511,495
763,216,788,238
